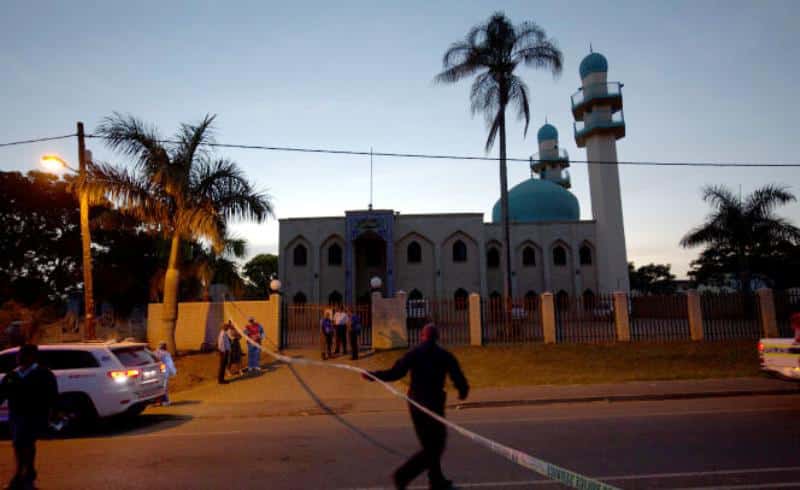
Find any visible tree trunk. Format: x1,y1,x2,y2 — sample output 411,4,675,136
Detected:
161,233,181,354
498,106,514,310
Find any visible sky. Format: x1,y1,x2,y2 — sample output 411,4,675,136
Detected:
2,0,799,278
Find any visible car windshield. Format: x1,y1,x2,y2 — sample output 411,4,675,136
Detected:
111,346,156,367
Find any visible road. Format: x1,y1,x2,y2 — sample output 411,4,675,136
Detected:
0,390,797,489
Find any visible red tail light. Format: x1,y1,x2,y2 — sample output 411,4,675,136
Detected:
758,341,764,353
108,369,140,382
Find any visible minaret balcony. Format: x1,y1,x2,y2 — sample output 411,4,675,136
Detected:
531,148,569,166
571,82,623,120
573,110,625,147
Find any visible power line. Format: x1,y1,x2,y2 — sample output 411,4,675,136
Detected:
0,134,76,148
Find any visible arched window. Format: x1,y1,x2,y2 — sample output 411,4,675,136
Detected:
328,290,343,305
522,246,536,267
452,240,467,263
489,291,502,302
408,289,423,301
487,247,500,269
292,292,307,304
582,289,596,310
407,241,422,264
556,290,570,310
524,290,538,310
293,244,307,267
553,245,567,266
454,288,469,310
328,243,342,266
579,245,592,266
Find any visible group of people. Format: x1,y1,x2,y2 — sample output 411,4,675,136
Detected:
217,317,265,384
319,307,362,360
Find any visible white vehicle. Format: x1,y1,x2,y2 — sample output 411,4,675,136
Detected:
759,338,800,380
0,342,167,430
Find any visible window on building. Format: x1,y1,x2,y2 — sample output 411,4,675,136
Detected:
579,245,592,266
366,246,382,267
328,243,342,266
487,247,500,269
556,290,570,310
328,290,343,305
409,289,423,301
452,240,467,263
454,288,469,310
522,246,536,266
293,244,307,267
407,241,422,264
293,292,307,304
524,290,538,310
553,245,567,266
582,289,596,310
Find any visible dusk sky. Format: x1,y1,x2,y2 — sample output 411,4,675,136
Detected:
2,0,798,278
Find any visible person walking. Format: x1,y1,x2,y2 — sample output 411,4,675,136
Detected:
243,317,264,373
0,344,58,490
364,324,468,490
333,307,349,356
320,310,334,360
348,308,362,360
217,322,232,384
227,327,244,376
154,341,177,406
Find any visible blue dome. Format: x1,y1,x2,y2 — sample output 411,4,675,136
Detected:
579,52,608,79
491,179,580,223
537,123,558,142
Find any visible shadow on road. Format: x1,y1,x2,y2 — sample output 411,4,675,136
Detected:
0,413,193,441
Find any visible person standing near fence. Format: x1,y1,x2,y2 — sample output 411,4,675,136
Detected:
244,317,264,374
364,324,469,490
347,307,361,360
333,307,349,356
155,341,177,405
320,310,334,360
217,322,232,384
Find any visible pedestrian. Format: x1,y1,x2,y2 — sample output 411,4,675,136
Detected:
348,307,362,360
333,307,349,356
364,324,468,490
0,344,58,490
217,322,231,384
244,317,264,373
227,326,244,376
320,310,334,360
154,341,177,406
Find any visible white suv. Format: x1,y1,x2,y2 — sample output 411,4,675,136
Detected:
0,342,167,431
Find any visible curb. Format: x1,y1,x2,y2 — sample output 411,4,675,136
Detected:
451,387,800,411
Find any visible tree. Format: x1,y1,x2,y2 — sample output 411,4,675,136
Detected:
435,12,562,300
681,185,800,294
628,262,677,295
90,113,272,353
243,254,278,295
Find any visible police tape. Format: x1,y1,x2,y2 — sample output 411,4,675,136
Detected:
227,319,619,490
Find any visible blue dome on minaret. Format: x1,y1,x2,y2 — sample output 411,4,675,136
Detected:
537,123,558,142
579,52,608,79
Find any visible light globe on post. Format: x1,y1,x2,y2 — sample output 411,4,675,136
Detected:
370,276,383,291
269,278,282,295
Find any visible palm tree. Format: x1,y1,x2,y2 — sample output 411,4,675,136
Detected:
435,12,562,299
89,113,272,353
681,184,800,293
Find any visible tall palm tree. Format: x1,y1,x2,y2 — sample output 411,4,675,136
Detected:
435,12,562,299
89,113,272,353
681,184,800,293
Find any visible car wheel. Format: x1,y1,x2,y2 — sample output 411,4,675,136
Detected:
51,393,97,434
124,402,147,417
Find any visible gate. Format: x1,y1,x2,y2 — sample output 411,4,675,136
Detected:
482,297,543,343
407,298,470,346
280,303,371,349
555,293,616,343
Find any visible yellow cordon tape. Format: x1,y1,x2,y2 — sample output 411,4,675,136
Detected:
228,319,619,490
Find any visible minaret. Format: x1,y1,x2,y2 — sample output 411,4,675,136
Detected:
531,122,571,188
572,51,630,293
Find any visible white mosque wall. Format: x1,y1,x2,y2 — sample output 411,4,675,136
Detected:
280,216,345,303
393,231,436,301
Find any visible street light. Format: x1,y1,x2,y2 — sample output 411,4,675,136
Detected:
40,121,96,340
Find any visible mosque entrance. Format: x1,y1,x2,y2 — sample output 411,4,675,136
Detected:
354,231,386,303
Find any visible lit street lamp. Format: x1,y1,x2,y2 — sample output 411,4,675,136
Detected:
41,122,96,340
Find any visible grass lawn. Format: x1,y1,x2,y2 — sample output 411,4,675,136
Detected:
170,340,760,393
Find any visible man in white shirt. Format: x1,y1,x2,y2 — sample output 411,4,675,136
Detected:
217,322,232,384
333,308,349,356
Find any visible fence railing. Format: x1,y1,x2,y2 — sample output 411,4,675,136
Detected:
556,293,616,343
407,298,470,346
280,303,371,349
701,293,761,340
482,297,543,343
630,294,691,342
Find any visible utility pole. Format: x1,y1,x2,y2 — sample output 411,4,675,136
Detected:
77,122,95,340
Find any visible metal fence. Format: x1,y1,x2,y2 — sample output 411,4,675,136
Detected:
701,293,761,340
482,297,543,343
556,293,616,343
774,290,800,338
407,298,470,346
280,303,371,349
630,295,691,342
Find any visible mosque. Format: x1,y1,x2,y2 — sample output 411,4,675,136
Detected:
279,51,629,305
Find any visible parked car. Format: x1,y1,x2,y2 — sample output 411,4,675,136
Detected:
759,338,800,381
0,341,167,431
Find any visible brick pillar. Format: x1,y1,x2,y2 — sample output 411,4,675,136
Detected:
757,288,779,338
541,292,557,344
687,289,704,341
468,293,482,346
613,291,631,341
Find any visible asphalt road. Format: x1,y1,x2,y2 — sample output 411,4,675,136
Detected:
0,393,798,489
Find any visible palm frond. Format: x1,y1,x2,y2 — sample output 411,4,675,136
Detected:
508,76,531,134
702,185,739,209
745,184,796,218
485,111,502,152
95,113,169,179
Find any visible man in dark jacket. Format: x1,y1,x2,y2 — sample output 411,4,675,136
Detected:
0,344,58,489
365,324,469,490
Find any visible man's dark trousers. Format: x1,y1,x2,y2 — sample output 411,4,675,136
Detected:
217,352,228,383
335,325,347,355
349,330,359,360
394,399,448,487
